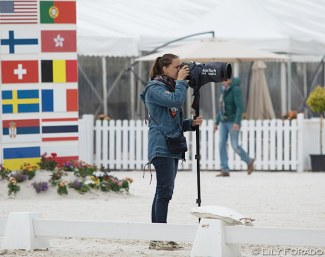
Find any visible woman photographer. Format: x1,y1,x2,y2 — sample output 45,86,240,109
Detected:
140,53,203,251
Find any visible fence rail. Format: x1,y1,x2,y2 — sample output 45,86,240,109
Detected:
79,114,304,172
2,211,325,255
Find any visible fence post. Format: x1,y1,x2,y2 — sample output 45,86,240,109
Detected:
1,212,49,250
190,219,242,257
297,113,304,172
79,114,94,165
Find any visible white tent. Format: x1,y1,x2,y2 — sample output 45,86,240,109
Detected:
77,0,220,56
176,0,325,57
77,0,325,57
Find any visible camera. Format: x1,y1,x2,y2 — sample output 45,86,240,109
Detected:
180,62,232,90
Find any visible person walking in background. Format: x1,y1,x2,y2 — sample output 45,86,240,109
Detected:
140,53,203,250
214,77,255,177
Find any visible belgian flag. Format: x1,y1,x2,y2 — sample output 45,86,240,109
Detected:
41,60,78,83
40,1,76,24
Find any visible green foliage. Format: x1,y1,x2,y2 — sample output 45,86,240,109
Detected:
306,86,325,113
57,181,68,195
49,168,66,186
0,165,11,180
8,177,20,196
99,176,133,192
68,180,90,194
62,160,97,178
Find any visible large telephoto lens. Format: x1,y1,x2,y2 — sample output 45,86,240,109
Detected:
223,63,232,80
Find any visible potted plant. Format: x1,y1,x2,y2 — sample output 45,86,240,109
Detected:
306,85,325,171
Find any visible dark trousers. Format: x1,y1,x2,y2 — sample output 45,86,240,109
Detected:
151,157,179,223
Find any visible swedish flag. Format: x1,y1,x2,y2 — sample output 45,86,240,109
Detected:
2,89,39,113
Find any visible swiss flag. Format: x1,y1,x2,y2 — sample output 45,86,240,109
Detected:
41,30,76,52
1,61,38,83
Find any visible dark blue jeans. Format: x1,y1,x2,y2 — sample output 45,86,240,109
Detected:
151,157,179,223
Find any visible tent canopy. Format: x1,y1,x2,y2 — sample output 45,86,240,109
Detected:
77,0,218,56
135,38,288,63
177,0,325,56
77,0,325,57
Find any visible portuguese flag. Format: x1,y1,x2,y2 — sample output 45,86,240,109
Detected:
40,1,76,24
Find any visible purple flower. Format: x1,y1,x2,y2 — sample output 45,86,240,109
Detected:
11,173,28,183
69,180,83,190
32,181,49,193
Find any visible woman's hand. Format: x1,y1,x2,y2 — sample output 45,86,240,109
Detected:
192,116,203,127
177,65,190,80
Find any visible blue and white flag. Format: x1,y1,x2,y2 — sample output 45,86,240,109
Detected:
0,30,39,54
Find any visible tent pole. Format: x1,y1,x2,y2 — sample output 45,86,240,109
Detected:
233,63,239,77
136,60,144,118
102,56,107,115
143,31,215,57
322,57,325,87
303,63,308,116
280,62,287,115
287,58,292,111
130,58,135,119
211,84,216,119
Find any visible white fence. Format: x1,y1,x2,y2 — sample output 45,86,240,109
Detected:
79,114,304,172
1,211,325,257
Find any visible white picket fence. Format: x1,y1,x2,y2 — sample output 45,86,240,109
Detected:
79,114,304,172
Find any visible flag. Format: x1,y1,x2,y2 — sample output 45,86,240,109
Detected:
2,119,40,143
41,30,76,52
2,89,39,113
41,141,78,165
41,88,78,112
0,0,37,24
0,30,39,54
41,117,78,142
1,60,38,83
41,59,77,83
40,1,76,24
3,146,40,170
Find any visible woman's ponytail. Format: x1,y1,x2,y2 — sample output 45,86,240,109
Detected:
150,54,178,79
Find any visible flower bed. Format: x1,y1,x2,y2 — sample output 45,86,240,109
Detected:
1,153,133,196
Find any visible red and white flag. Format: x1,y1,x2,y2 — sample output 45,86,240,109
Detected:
41,141,79,165
1,60,38,83
0,0,38,24
41,30,76,52
41,117,79,142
